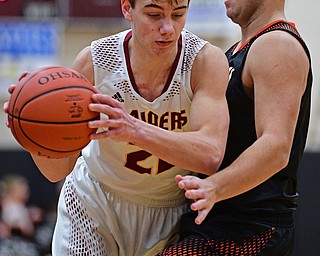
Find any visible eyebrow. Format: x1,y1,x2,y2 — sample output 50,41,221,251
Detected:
144,3,188,11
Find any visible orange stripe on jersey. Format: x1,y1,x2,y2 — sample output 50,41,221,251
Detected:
236,19,296,53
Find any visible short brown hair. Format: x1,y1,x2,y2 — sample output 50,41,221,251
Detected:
128,0,190,8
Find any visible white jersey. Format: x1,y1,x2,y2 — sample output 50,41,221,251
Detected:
82,29,207,201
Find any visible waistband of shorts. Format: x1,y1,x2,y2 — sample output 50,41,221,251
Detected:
209,208,295,227
247,211,294,227
88,172,188,208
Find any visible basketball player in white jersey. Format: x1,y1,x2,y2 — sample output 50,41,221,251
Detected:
4,0,229,255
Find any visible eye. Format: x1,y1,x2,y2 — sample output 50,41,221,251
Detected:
148,13,160,17
147,13,161,19
172,12,185,18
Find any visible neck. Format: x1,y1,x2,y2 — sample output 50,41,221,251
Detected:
126,36,179,101
240,12,286,44
128,37,178,81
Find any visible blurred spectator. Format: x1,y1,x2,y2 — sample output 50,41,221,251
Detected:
0,174,42,256
0,221,10,240
1,174,37,237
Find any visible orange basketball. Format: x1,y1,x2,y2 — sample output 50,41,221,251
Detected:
7,66,99,158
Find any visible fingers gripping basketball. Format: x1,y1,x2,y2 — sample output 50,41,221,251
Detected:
7,66,99,158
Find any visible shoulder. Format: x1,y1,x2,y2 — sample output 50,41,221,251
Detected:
245,30,309,95
197,43,227,62
248,30,309,67
191,42,229,94
72,46,94,85
181,28,226,67
247,30,309,80
193,43,229,76
181,30,208,67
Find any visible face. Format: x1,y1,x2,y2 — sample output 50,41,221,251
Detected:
224,0,264,26
122,0,189,56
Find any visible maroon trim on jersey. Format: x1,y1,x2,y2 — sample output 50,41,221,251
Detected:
123,30,182,98
161,36,182,94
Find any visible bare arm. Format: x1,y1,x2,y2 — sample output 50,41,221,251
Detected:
88,44,230,175
31,47,95,182
177,31,310,224
212,31,309,199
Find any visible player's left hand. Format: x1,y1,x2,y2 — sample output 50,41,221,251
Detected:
175,174,217,225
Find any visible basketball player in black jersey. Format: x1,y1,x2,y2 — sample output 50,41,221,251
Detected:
158,0,313,255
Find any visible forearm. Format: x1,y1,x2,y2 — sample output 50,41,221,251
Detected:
211,134,290,203
131,119,225,175
31,152,79,182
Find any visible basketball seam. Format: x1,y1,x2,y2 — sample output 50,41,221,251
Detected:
8,115,99,124
11,85,96,121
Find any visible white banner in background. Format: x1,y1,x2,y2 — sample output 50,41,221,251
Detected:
0,20,62,100
186,0,237,37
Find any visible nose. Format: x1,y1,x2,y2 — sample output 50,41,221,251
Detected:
159,18,174,35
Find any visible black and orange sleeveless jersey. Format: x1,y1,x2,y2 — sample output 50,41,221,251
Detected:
210,20,313,225
158,20,312,256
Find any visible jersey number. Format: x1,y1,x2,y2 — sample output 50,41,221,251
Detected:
125,150,174,174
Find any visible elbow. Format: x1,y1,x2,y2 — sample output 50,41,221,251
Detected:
267,135,292,172
200,150,224,176
37,164,73,183
33,153,78,183
275,145,291,171
41,169,69,183
45,174,66,183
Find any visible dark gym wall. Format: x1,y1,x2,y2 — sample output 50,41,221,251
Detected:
293,152,320,256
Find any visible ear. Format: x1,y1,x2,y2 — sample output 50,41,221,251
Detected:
121,0,133,22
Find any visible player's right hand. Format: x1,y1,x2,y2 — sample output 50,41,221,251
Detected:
3,72,29,127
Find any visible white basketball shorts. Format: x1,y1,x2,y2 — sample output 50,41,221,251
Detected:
52,160,189,256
